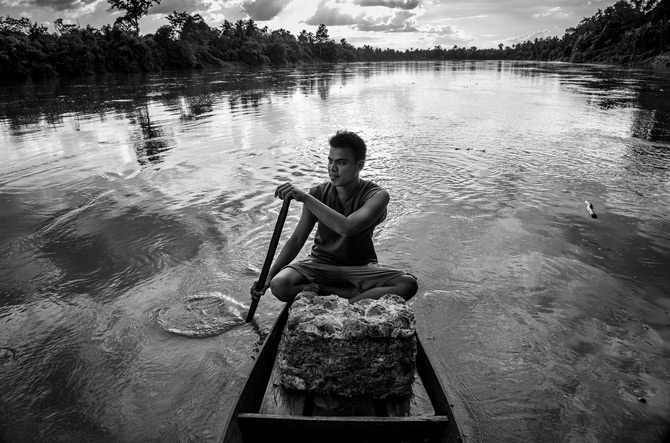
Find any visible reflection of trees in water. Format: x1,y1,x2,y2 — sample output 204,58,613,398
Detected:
179,95,214,121
586,73,670,144
543,64,670,145
228,91,263,114
1,80,76,134
0,74,151,133
130,105,172,167
631,108,660,141
9,63,666,159
630,86,670,143
339,67,354,88
318,79,329,100
298,75,333,100
0,66,378,135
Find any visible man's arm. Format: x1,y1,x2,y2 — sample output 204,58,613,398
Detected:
275,183,389,238
256,203,315,292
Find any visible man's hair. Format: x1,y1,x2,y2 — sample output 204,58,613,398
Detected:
329,130,367,163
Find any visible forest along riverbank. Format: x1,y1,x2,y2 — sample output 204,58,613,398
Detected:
1,0,669,81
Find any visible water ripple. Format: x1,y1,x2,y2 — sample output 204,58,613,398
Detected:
1,61,669,443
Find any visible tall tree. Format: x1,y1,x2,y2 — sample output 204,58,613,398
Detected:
234,19,246,39
107,0,161,34
246,19,258,38
298,29,314,44
166,11,205,40
0,16,31,34
315,23,329,42
315,23,329,57
54,18,79,35
630,0,659,12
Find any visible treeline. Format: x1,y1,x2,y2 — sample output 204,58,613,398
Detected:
1,0,668,82
425,0,669,65
500,0,669,65
0,15,386,81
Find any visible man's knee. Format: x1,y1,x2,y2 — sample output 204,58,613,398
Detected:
393,275,418,301
270,276,293,302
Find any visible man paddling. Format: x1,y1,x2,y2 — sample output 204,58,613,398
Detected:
251,130,417,304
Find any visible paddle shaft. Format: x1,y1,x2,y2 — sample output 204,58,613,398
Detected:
246,198,291,322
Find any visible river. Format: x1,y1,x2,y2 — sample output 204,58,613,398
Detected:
0,61,669,442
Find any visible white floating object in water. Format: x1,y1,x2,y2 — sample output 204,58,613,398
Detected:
584,200,597,218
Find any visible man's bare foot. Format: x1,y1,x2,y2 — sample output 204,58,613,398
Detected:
300,283,360,300
302,283,321,294
323,285,360,300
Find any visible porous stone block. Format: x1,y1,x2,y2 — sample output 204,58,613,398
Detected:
278,291,416,399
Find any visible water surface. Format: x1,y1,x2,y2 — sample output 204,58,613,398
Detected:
1,61,669,442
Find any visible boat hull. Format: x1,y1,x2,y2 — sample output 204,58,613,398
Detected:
221,304,463,443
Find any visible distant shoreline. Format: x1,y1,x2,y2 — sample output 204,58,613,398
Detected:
3,55,669,87
1,0,668,82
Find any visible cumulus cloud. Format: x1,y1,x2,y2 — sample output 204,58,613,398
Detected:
304,0,420,33
422,23,470,43
434,35,473,47
355,0,421,10
425,25,458,35
304,1,362,26
356,9,418,32
242,0,292,20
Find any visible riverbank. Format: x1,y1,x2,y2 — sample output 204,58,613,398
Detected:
2,0,669,83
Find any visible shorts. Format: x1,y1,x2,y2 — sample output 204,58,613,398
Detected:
286,257,416,292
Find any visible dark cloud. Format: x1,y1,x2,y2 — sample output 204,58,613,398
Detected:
305,0,419,32
355,0,421,10
242,0,292,21
32,0,97,12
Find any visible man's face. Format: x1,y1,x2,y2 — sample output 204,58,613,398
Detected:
328,146,363,187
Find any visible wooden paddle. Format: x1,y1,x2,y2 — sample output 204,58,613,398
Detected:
246,198,291,322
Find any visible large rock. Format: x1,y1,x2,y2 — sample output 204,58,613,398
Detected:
278,291,416,399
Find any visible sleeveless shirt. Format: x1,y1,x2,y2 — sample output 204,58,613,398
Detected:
307,179,386,266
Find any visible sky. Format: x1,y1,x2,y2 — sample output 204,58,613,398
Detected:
0,0,617,50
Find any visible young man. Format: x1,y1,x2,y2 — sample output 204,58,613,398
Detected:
252,130,417,304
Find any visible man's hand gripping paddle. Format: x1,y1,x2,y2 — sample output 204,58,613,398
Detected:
246,198,291,322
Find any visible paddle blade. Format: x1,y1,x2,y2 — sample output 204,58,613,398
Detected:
246,299,259,322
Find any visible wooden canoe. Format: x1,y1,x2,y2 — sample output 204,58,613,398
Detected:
221,303,465,443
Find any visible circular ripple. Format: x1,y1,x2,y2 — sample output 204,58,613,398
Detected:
157,295,245,338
